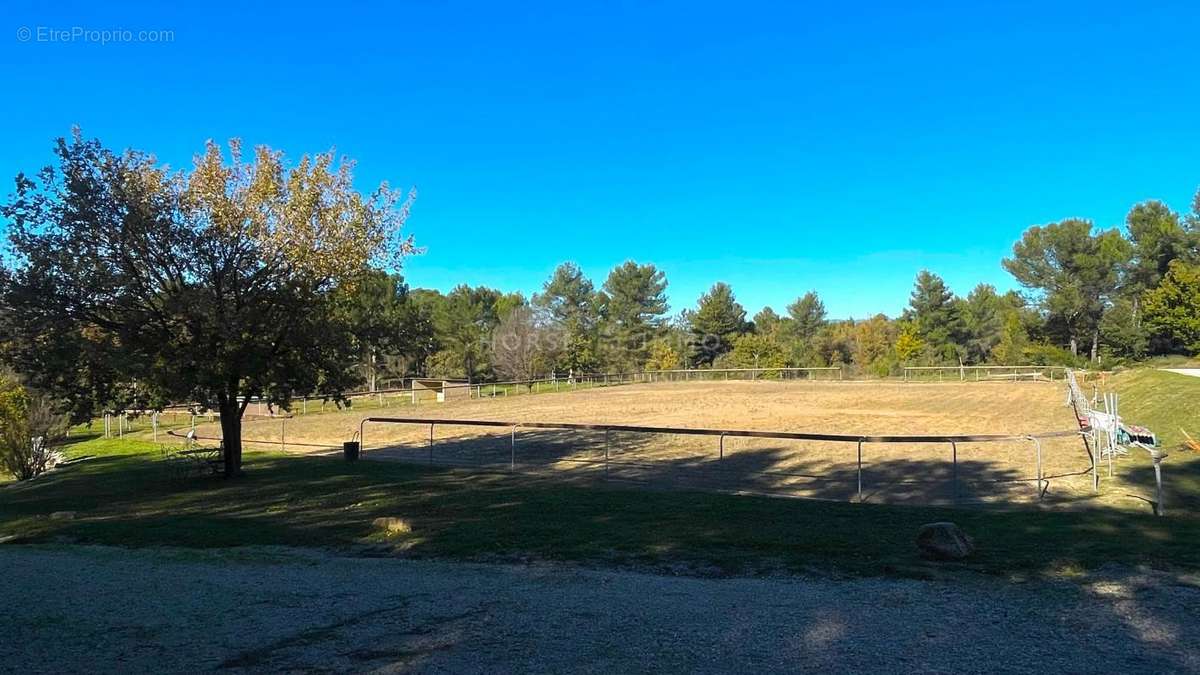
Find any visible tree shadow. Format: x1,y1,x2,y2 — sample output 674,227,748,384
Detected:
1120,449,1200,513
365,426,1060,507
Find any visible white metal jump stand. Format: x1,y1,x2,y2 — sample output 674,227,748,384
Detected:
1066,369,1105,488
1066,369,1164,511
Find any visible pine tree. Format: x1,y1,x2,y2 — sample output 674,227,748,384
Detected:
785,292,826,365
991,311,1029,364
600,261,669,371
903,271,964,362
689,282,747,366
534,262,600,372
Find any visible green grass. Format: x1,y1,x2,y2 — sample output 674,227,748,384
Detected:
1108,369,1200,510
1109,369,1200,449
1132,354,1200,370
3,431,1200,579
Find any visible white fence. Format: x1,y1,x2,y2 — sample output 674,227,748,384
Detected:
114,364,1073,428
902,365,1067,382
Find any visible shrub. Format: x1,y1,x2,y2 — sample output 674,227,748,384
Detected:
0,375,69,481
1023,343,1090,369
727,333,788,371
644,339,683,371
867,355,900,378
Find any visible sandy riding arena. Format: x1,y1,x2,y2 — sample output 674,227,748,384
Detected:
194,381,1090,505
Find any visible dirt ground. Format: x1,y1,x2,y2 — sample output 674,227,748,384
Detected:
181,380,1091,505
4,545,1198,674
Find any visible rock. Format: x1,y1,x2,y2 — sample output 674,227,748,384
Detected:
916,522,975,560
49,511,77,521
371,517,412,534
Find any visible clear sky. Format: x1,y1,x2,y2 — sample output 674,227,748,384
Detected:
3,1,1199,319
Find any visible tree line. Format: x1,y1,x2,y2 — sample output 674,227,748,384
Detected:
361,194,1200,383
0,132,1197,476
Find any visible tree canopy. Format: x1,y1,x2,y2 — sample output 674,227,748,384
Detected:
0,132,415,474
533,262,600,373
1002,219,1131,360
1143,260,1200,355
1125,201,1197,294
904,270,964,361
688,282,747,366
600,261,668,370
2,131,1199,474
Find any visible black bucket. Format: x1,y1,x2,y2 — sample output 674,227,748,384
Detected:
343,441,360,462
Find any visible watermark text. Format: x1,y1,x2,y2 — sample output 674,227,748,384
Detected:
17,25,175,44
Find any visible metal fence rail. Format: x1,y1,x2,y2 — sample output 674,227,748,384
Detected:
902,365,1068,382
357,416,1084,505
143,365,1074,418
636,367,843,381
165,426,344,453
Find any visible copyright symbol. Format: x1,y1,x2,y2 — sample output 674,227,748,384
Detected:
16,26,31,42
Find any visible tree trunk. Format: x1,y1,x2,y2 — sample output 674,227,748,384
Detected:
1091,330,1100,363
219,398,243,477
367,347,377,392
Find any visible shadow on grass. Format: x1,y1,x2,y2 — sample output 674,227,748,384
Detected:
364,426,1095,507
1122,450,1200,513
3,440,1199,583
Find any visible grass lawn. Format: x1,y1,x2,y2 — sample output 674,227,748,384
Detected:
3,429,1199,580
1109,368,1200,511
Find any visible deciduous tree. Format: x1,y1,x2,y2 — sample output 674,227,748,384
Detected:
893,322,924,363
644,339,682,371
1,133,415,475
851,314,895,372
491,305,560,381
728,332,787,370
1143,260,1200,355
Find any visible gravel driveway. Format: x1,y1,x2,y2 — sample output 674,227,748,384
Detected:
3,545,1198,673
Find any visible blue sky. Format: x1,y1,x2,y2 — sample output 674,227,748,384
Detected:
3,1,1199,319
